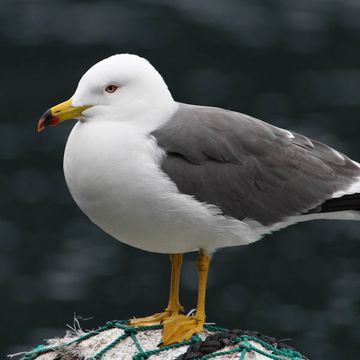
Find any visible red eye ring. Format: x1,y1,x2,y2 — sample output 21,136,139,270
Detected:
105,85,118,93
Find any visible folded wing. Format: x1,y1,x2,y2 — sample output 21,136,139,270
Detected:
152,103,360,226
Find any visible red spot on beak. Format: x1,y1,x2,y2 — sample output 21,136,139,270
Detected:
51,117,60,126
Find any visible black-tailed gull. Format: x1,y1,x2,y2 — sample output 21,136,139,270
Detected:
38,54,360,345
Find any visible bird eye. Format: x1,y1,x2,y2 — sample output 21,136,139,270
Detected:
105,85,118,93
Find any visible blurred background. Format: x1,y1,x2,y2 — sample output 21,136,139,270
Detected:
1,0,360,359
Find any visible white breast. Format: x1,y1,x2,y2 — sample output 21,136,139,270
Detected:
63,121,258,254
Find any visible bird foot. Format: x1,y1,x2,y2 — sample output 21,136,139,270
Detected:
129,310,178,326
161,315,204,346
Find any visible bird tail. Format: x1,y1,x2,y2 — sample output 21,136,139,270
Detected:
317,193,360,213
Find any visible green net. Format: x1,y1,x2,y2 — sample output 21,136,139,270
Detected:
19,320,306,360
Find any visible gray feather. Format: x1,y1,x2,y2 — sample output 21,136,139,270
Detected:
151,103,360,226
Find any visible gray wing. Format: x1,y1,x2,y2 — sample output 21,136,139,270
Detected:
151,103,360,226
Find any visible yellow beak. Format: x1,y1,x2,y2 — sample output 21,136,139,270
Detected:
38,98,91,132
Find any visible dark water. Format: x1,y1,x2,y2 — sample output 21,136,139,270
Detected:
1,1,360,359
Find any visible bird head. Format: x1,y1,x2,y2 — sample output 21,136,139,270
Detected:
38,54,173,132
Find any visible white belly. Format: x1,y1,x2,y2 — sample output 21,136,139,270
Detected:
63,121,258,254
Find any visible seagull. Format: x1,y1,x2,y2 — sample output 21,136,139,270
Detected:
38,54,360,345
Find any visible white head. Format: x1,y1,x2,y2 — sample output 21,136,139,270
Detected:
38,54,176,131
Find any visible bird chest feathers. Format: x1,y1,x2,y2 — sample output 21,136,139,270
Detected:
64,121,163,211
62,121,200,252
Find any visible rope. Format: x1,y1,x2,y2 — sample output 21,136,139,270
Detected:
176,329,306,360
19,320,307,360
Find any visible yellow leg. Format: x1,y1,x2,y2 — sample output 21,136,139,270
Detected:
162,250,210,345
165,254,184,314
130,254,184,326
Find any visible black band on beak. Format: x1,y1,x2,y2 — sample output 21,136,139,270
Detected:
38,109,59,132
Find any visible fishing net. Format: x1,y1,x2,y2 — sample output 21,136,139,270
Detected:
19,320,307,360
